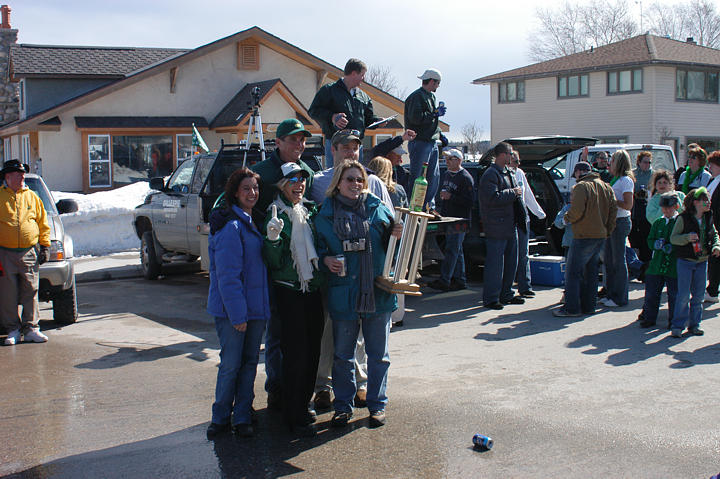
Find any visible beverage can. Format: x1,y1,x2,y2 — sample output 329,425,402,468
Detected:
439,101,445,108
336,255,346,277
693,240,702,255
472,434,493,450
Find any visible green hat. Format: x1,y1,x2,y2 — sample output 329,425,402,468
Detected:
276,118,311,139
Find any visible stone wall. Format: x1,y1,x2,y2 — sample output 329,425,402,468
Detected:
0,27,18,128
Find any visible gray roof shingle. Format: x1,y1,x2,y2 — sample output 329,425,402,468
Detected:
11,44,189,78
473,34,720,83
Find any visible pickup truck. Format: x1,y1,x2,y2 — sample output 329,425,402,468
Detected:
133,141,324,279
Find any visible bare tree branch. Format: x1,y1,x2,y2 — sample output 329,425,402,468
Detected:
364,65,407,98
647,2,690,40
460,122,483,155
648,0,720,47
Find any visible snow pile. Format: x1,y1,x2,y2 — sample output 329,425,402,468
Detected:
53,182,152,256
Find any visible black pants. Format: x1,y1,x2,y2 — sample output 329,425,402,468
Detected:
707,254,720,297
630,200,652,263
275,285,324,427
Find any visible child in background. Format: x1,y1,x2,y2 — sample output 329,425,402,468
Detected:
669,187,720,337
646,169,685,224
639,192,680,329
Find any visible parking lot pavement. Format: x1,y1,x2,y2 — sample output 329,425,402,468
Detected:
1,273,719,478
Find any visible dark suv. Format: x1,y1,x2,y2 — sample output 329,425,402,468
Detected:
437,136,597,268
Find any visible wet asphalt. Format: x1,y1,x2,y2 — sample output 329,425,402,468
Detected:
1,271,719,478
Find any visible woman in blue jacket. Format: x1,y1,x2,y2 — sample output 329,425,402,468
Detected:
206,168,271,439
314,160,402,429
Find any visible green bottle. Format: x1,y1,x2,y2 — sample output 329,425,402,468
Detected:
409,163,428,212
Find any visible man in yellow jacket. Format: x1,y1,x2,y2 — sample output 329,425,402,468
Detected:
1,160,51,345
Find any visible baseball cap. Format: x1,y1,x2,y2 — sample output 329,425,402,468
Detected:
659,192,680,208
443,148,464,160
573,161,592,175
418,68,442,81
276,118,311,139
280,162,309,179
331,129,361,146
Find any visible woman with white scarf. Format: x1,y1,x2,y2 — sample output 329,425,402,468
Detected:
262,162,325,437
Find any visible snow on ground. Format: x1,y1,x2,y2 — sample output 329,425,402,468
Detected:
53,182,151,257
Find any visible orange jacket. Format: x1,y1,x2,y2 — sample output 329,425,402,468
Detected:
0,185,50,249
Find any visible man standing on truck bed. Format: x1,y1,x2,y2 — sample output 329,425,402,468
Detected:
404,68,445,215
250,118,315,410
308,58,382,167
1,160,51,346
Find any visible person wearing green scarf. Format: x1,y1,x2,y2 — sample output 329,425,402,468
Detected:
678,147,711,194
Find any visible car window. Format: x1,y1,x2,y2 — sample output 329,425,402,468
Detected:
166,158,196,194
626,149,675,173
24,177,58,215
191,156,214,194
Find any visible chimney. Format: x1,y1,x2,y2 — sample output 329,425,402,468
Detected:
686,37,697,45
0,5,10,29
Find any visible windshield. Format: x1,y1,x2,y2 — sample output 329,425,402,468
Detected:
625,149,675,173
23,176,58,215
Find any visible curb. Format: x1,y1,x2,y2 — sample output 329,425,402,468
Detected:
76,266,143,283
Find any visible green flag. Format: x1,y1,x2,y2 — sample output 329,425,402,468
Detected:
192,123,209,153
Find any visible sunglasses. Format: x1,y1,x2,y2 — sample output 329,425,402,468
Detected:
343,176,364,184
338,129,361,137
287,176,306,185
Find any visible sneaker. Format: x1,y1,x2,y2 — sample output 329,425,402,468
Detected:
232,423,254,437
639,319,657,328
552,308,581,317
313,390,332,411
484,302,504,310
354,389,367,407
598,287,607,298
687,326,705,336
4,329,21,346
23,328,48,343
704,292,719,303
331,411,353,428
500,296,525,305
368,410,386,428
206,422,231,440
601,298,618,307
519,290,536,298
671,329,683,338
428,279,450,292
391,320,404,328
449,279,467,291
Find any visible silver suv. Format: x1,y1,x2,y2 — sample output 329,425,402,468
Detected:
24,174,79,324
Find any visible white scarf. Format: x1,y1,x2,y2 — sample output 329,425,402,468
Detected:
272,198,319,292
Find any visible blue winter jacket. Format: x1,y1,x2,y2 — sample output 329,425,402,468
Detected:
315,193,397,319
207,205,271,325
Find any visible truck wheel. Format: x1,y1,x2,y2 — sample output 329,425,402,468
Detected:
141,231,162,280
53,279,78,324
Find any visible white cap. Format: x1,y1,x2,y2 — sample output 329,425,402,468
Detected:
280,162,309,179
443,148,464,160
418,68,442,81
391,145,407,155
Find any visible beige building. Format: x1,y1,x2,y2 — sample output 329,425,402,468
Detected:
473,34,720,163
1,26,427,192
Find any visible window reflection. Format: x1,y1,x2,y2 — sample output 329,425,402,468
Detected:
112,135,173,186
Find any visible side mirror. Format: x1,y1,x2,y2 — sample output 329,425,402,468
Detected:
149,177,165,191
56,198,79,215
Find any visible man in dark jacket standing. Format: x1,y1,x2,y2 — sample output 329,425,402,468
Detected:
404,68,445,214
308,58,381,167
479,142,525,309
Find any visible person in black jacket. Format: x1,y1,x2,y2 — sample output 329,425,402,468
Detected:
369,129,416,194
308,58,382,167
429,149,474,291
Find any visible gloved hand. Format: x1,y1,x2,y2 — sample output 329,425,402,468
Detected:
437,105,447,117
266,204,284,242
440,134,449,148
38,245,50,265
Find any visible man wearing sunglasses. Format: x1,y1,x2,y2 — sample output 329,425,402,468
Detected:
309,58,383,167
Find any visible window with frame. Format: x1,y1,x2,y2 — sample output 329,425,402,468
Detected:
499,80,525,103
608,69,643,94
21,135,30,164
177,134,193,162
676,69,719,102
3,137,10,162
88,135,111,188
558,74,588,98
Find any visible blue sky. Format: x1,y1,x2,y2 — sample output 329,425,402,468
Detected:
12,0,651,140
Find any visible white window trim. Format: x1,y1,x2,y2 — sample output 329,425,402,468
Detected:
20,134,30,163
88,134,112,188
3,137,10,162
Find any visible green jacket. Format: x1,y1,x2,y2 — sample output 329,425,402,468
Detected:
308,79,380,140
404,87,440,142
646,215,678,277
262,195,325,292
250,150,315,220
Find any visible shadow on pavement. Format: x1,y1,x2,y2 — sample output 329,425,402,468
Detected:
0,413,356,479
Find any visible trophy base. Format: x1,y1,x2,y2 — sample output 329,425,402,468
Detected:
375,276,423,296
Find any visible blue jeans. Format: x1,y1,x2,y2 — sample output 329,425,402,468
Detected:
642,274,677,324
324,139,363,167
440,232,466,285
483,233,518,305
604,216,631,306
212,317,266,425
515,221,532,293
565,238,604,314
331,312,391,414
408,139,439,210
672,259,707,331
